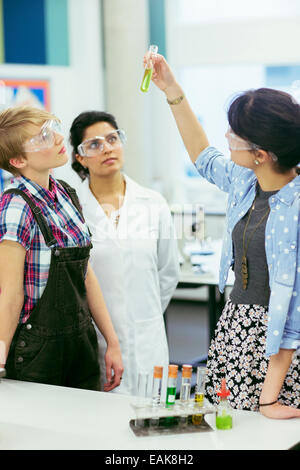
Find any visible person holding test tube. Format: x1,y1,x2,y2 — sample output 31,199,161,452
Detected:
0,106,123,391
144,51,300,419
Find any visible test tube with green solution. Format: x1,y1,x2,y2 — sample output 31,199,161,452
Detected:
140,44,158,93
165,364,178,407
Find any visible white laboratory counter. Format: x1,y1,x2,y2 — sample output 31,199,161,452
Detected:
0,379,299,451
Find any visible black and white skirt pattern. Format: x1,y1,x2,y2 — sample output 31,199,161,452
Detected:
205,299,300,411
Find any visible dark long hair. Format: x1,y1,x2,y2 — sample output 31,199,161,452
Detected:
69,111,119,181
227,88,300,170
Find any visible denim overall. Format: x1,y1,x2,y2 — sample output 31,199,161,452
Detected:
5,181,101,391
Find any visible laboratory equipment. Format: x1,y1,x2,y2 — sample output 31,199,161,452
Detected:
192,366,207,425
165,364,178,408
135,370,149,407
216,378,233,430
140,45,158,93
195,365,206,406
179,364,192,403
152,365,163,407
130,364,216,436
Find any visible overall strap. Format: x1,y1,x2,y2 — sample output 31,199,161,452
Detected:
58,179,92,237
3,188,57,248
57,179,83,218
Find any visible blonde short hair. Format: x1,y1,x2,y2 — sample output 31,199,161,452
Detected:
0,106,58,175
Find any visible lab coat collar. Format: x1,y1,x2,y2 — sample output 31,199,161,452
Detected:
123,174,152,201
81,173,152,203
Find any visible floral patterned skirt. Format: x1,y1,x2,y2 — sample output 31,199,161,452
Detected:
205,298,300,411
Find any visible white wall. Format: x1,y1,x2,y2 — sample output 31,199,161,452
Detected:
0,0,105,188
173,18,300,67
102,0,184,203
102,0,150,188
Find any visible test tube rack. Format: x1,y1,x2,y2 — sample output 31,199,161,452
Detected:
130,399,216,437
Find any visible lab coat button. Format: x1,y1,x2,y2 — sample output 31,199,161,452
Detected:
26,324,32,330
17,356,23,363
291,244,296,250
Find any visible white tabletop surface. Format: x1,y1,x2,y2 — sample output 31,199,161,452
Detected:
0,379,299,450
179,240,234,287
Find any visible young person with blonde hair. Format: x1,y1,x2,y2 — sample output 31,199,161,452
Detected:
0,106,123,391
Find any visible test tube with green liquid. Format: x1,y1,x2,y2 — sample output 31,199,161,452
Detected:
165,364,178,407
140,44,158,93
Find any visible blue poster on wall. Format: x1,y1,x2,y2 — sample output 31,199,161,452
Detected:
0,78,51,193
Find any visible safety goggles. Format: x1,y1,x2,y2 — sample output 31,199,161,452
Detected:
225,128,278,161
23,120,63,153
77,129,126,157
225,128,258,151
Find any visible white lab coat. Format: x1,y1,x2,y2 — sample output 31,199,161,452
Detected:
75,174,180,396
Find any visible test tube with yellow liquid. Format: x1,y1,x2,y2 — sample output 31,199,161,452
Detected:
192,366,206,425
140,45,158,93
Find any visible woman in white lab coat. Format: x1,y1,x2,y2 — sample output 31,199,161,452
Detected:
69,111,179,395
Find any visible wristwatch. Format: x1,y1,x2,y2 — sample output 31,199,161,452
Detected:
166,95,184,105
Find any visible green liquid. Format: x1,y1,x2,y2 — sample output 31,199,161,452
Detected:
140,68,153,92
159,416,178,427
216,414,232,430
165,386,176,408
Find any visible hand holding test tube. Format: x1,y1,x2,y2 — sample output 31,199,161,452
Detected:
141,45,158,92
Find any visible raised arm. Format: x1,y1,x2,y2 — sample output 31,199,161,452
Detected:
146,53,209,163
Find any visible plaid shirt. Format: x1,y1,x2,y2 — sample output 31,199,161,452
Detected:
0,175,91,323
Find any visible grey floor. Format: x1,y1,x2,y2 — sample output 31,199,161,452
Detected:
165,298,210,365
164,297,211,396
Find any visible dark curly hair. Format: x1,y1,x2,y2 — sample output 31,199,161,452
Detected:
227,88,300,171
69,111,119,181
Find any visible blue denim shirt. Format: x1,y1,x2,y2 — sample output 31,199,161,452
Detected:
195,146,300,357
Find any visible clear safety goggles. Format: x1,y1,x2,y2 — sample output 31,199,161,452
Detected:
225,128,258,151
225,128,278,161
77,129,126,157
23,119,63,153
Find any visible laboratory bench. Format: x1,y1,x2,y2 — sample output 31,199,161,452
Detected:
0,378,299,451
